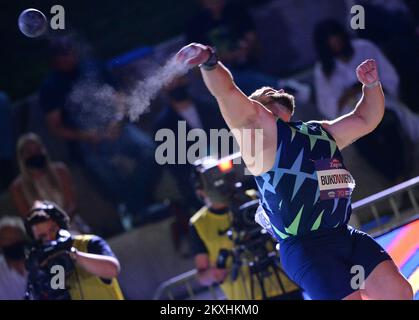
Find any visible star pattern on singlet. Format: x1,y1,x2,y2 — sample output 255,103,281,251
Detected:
290,123,337,157
257,121,348,240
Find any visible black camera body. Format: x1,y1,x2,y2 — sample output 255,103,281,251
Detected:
25,229,75,300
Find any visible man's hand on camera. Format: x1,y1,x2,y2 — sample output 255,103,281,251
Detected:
211,267,228,284
39,250,71,268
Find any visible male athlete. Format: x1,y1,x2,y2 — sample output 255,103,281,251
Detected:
175,43,413,300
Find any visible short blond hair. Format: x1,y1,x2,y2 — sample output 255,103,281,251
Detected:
249,86,295,115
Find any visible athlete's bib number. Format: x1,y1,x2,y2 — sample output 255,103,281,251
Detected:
315,158,355,200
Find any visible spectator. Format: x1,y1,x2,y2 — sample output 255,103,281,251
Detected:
0,216,28,300
10,133,88,233
0,91,17,193
313,19,418,182
185,0,279,96
39,36,159,224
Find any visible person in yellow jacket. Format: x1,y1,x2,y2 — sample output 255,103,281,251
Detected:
25,200,123,300
189,175,303,300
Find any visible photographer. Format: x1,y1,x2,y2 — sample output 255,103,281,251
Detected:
189,161,302,300
25,200,124,300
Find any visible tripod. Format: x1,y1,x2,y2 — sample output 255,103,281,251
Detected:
224,191,299,300
226,233,291,300
247,251,287,300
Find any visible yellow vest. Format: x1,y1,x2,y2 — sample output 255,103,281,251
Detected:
190,202,298,300
67,235,124,300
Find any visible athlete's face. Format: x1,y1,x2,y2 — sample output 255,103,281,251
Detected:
260,89,293,122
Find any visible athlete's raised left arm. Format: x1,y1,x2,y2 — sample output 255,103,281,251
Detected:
319,59,385,150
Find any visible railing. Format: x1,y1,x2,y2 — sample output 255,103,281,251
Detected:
349,176,419,235
154,176,419,300
153,269,223,300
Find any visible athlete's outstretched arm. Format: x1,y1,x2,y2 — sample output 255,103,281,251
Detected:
176,43,273,129
320,59,385,150
176,43,277,175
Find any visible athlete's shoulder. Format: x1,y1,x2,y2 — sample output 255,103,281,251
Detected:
306,120,335,136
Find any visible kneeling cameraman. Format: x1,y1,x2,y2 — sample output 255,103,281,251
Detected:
25,200,124,300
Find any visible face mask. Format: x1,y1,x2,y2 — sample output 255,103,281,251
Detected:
168,85,190,102
25,154,47,169
2,241,27,261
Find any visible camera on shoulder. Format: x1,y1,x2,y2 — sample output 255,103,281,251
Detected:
25,229,75,300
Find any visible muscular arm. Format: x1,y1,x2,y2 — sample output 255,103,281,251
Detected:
201,61,266,128
177,43,277,175
320,59,385,150
202,63,277,174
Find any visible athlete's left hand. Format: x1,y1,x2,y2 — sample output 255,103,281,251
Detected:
356,59,379,86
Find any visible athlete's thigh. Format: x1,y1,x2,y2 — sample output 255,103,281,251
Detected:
363,259,413,300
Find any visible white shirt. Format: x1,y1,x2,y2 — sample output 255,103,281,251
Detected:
314,38,419,141
314,39,400,119
177,104,203,129
0,255,27,300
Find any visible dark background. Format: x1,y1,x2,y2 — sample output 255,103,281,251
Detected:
0,0,271,101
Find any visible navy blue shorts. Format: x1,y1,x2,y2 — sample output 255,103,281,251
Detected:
279,225,391,300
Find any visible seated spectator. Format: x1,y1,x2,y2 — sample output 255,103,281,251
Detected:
185,0,280,96
0,91,16,193
39,36,159,224
313,19,418,183
0,216,28,300
10,133,88,233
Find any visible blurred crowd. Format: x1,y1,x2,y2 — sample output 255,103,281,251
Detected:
1,0,419,299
